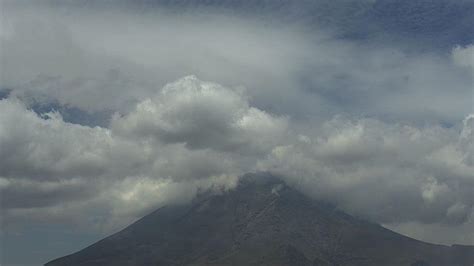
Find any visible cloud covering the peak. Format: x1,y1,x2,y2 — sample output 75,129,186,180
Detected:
1,76,473,245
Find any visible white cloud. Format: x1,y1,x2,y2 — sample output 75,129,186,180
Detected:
258,115,474,226
0,76,285,231
111,75,288,154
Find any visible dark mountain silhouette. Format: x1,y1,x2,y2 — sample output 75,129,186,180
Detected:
46,174,474,266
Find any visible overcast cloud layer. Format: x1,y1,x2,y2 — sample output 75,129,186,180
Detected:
1,1,474,265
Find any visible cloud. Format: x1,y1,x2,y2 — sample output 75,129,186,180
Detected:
453,45,474,69
385,217,474,246
2,1,473,124
0,76,285,231
111,76,288,154
0,99,119,181
1,75,473,243
0,98,146,215
258,115,474,227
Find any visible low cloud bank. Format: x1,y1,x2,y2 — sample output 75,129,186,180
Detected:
1,76,473,246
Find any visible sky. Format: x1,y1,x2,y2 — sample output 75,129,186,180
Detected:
0,0,474,265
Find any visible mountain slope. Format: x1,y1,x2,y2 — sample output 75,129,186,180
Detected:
46,175,474,266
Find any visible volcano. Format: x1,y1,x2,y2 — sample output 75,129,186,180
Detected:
46,174,474,266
